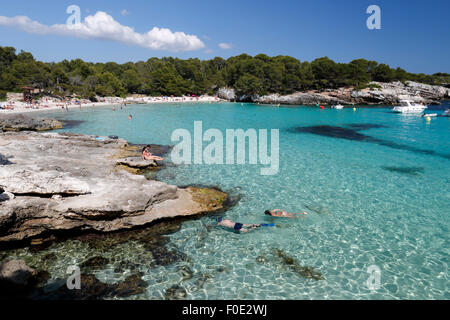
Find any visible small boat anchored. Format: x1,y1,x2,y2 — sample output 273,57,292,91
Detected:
421,113,437,117
392,100,428,114
331,104,344,109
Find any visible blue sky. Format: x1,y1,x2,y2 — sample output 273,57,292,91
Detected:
0,0,449,73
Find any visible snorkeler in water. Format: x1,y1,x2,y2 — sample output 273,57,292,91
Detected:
216,217,261,233
264,209,308,218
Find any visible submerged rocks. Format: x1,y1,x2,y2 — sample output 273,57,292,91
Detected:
46,272,147,300
112,273,147,298
116,157,158,169
0,259,50,298
148,245,187,266
165,284,187,300
274,249,325,281
80,256,110,270
293,124,450,161
0,114,63,132
177,265,194,281
381,166,425,176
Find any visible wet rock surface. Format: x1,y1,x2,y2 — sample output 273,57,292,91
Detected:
0,259,50,299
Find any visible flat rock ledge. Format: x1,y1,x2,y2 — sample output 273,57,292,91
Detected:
0,114,63,132
0,131,227,243
116,157,158,169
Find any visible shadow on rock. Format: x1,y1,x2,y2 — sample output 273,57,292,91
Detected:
0,154,13,165
0,259,50,299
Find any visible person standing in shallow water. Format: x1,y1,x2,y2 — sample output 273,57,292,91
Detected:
128,114,132,120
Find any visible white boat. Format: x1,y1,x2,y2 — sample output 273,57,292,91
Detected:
392,100,427,114
331,104,344,109
421,113,437,117
443,109,450,117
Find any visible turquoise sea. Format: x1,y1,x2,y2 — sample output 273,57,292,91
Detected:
6,102,450,299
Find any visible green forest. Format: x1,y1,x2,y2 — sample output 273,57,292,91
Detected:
1,46,449,101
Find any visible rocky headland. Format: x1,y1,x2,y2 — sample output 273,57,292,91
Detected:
0,120,228,245
218,81,450,105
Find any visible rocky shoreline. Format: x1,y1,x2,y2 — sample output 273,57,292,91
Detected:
218,81,450,105
0,119,229,245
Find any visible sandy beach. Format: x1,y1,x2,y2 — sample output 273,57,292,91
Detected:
0,95,224,114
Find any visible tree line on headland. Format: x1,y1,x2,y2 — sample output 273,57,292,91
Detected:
1,46,449,101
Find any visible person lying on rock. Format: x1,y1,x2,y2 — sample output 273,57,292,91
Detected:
216,217,261,233
265,209,308,218
142,145,164,161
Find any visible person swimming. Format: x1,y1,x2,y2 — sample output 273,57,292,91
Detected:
264,209,308,218
142,145,165,161
216,217,261,233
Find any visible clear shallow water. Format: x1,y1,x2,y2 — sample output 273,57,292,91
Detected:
7,102,450,299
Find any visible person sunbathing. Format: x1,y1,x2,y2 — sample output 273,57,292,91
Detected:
142,145,164,161
265,209,308,218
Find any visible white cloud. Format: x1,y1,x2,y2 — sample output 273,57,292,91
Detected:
0,11,205,52
121,9,130,16
218,42,233,49
204,49,213,54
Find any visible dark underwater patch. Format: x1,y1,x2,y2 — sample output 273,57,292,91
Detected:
344,123,388,130
60,119,85,129
292,125,450,160
381,166,425,176
292,125,376,142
